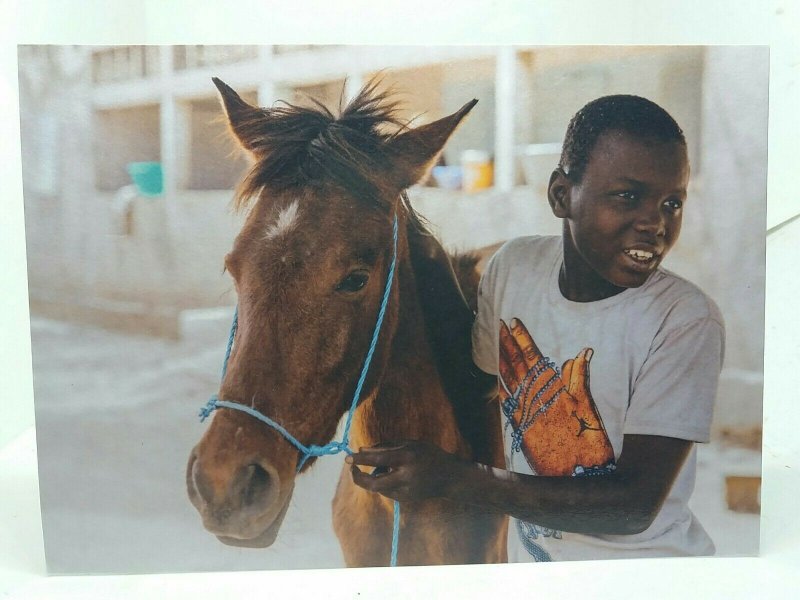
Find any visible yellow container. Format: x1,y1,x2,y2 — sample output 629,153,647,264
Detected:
461,150,493,193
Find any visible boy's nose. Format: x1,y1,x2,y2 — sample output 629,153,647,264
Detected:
634,206,667,236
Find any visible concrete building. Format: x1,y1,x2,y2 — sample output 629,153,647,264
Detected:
18,45,767,436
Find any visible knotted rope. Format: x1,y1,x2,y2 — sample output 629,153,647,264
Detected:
199,213,401,567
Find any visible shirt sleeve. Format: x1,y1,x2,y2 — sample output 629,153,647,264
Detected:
624,314,726,443
472,252,500,375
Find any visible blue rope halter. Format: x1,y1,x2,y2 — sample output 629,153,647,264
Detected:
198,213,401,567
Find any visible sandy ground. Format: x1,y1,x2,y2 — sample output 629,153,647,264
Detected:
30,315,760,574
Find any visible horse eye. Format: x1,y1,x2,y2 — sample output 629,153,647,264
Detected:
336,270,369,293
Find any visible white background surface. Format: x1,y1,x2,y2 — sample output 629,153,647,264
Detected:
2,0,799,598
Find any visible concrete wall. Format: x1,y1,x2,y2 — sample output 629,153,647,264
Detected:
672,46,769,431
370,59,497,168
20,48,249,335
93,105,161,191
515,46,704,188
19,46,95,300
187,96,252,190
26,187,243,338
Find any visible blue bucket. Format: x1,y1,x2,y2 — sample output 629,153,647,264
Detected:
126,162,163,197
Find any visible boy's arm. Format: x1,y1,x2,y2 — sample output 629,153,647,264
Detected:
349,433,691,536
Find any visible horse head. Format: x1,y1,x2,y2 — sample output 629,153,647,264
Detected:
186,78,476,548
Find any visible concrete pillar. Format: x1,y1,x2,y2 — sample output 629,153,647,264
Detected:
494,46,516,192
159,46,177,200
257,46,276,106
345,73,365,103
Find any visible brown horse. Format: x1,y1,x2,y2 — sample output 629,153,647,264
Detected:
186,78,507,566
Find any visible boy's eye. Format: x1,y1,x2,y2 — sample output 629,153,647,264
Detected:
664,198,683,212
615,191,639,203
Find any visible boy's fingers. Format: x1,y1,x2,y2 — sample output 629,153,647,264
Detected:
348,446,407,467
366,441,407,451
351,464,389,490
351,465,404,497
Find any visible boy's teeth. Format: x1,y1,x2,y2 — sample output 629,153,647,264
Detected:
625,249,654,260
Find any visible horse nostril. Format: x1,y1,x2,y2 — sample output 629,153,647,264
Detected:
189,454,215,507
238,463,272,511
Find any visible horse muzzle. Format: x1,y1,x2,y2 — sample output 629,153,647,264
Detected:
186,445,294,547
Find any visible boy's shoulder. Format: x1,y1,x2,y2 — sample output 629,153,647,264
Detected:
481,235,560,290
488,235,560,273
494,234,560,256
641,268,725,330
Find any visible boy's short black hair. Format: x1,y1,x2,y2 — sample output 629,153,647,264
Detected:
560,95,686,183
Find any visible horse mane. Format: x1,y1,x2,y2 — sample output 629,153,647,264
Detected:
406,218,498,465
448,252,481,314
232,80,410,212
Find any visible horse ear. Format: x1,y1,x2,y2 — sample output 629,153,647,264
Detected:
212,77,266,155
386,99,478,190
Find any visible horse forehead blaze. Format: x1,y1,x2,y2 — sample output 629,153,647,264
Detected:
223,190,395,393
235,197,389,298
263,198,301,241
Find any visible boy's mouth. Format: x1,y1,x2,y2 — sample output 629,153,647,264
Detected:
624,248,654,261
622,247,660,268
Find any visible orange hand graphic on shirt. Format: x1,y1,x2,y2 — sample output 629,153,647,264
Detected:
498,318,615,476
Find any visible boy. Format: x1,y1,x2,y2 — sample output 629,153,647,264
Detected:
349,95,725,561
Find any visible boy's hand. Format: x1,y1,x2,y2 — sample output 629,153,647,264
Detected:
499,318,615,476
347,441,465,502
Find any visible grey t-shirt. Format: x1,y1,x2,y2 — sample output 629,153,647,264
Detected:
472,235,725,561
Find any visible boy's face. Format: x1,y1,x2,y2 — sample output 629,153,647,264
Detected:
552,130,689,294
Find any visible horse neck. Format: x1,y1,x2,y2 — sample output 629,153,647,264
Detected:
351,251,467,456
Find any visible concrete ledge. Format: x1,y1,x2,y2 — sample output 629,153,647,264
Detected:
30,295,181,340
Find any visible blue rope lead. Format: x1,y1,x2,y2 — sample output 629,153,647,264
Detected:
340,214,398,447
199,396,352,469
199,213,401,567
220,305,238,379
391,499,400,566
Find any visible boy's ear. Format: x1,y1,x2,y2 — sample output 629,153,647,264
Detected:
547,168,572,218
